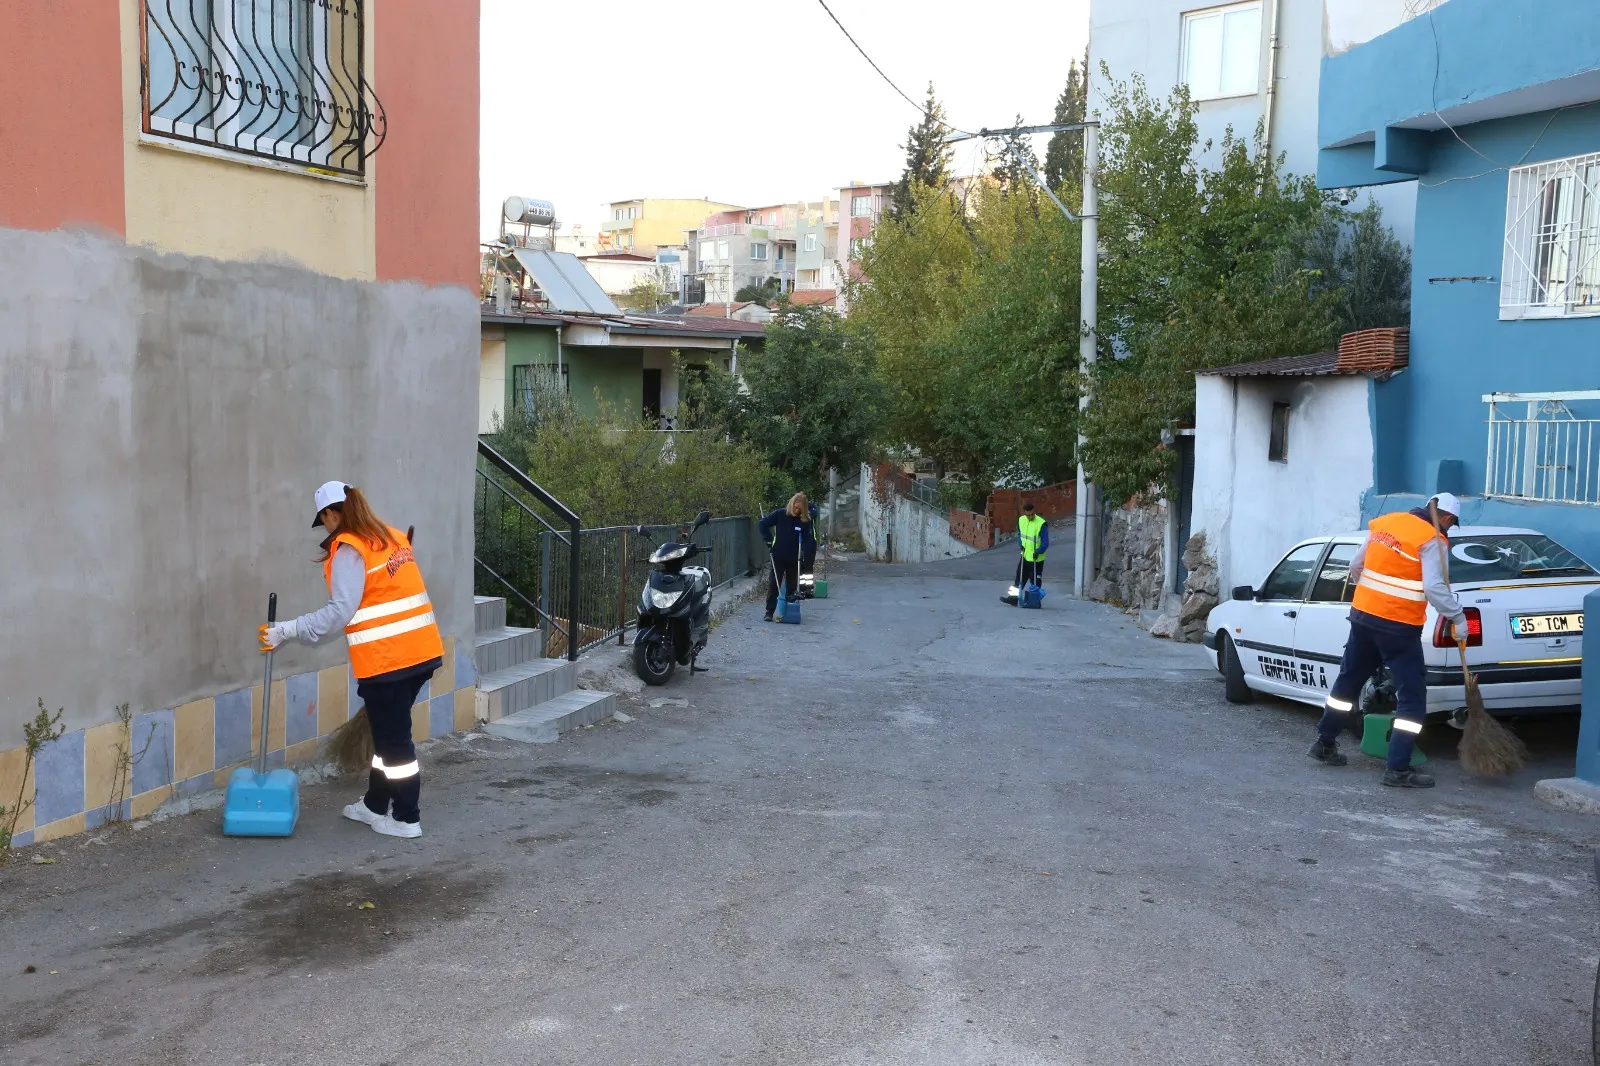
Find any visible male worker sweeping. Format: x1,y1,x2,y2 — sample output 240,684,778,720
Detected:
1307,493,1469,788
1007,502,1048,603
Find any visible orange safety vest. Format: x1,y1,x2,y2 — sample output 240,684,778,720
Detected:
324,526,444,680
1351,511,1438,627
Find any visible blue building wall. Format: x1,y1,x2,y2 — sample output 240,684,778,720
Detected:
1319,0,1600,565
1362,104,1600,564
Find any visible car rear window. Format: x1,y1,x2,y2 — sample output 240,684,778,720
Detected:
1448,534,1597,582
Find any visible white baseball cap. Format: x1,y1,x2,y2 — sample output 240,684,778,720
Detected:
312,480,348,527
1428,492,1462,519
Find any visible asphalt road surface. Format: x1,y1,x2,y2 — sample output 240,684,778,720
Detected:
4,548,1597,1065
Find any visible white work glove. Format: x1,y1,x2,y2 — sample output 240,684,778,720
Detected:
1449,617,1469,644
258,618,299,653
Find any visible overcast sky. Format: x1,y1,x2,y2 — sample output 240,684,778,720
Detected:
478,0,1091,242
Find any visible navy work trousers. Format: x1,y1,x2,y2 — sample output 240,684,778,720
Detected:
1316,614,1427,771
357,671,433,823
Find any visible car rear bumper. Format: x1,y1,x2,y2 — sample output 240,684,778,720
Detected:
1424,661,1582,716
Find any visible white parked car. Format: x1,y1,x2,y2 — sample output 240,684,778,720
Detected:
1203,526,1594,719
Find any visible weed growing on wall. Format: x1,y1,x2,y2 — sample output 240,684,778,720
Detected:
0,700,66,857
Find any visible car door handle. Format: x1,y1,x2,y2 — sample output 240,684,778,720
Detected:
1283,610,1297,618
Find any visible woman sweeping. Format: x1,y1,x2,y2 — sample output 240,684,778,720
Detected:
759,492,815,622
258,481,443,839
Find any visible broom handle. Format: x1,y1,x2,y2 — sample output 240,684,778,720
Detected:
1427,503,1474,691
258,592,277,775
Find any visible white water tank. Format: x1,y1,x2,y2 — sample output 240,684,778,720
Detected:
503,196,556,226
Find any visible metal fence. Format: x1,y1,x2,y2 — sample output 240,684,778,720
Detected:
1484,391,1600,506
475,441,761,659
551,518,759,653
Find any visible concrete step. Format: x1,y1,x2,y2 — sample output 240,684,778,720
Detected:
482,689,617,744
474,626,542,676
474,595,506,634
476,657,579,721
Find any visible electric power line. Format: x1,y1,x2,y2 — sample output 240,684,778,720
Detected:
813,0,973,138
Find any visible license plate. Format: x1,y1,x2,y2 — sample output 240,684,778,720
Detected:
1510,612,1584,638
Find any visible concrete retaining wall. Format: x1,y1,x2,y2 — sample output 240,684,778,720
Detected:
0,228,479,844
859,464,975,563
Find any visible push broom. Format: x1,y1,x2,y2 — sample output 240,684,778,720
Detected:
323,524,416,774
1431,503,1526,777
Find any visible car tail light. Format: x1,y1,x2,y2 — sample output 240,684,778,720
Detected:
1433,607,1482,648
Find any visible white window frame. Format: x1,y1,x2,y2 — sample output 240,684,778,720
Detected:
751,242,768,261
804,233,818,252
716,240,730,260
1501,151,1600,320
1180,1,1262,102
850,196,874,217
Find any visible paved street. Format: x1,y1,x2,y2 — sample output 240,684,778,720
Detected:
3,548,1598,1065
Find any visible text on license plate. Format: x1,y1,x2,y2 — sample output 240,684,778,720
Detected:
1510,612,1584,637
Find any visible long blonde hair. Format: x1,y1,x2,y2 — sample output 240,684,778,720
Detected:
787,492,809,519
320,487,392,559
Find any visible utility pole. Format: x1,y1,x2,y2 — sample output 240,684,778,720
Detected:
944,120,1100,596
1073,123,1099,598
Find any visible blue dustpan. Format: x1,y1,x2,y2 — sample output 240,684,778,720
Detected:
225,593,300,837
773,561,802,624
1020,583,1045,609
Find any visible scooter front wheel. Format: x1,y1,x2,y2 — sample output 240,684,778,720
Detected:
634,636,676,686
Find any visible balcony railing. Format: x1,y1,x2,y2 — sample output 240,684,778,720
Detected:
1484,391,1600,506
703,223,746,237
140,0,385,178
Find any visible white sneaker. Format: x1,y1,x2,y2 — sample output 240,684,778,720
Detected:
371,814,422,839
342,799,386,826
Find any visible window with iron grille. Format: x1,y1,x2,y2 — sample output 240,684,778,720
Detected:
1500,151,1600,319
512,363,569,414
141,0,386,178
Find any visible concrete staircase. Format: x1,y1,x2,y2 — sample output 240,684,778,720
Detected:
473,595,615,744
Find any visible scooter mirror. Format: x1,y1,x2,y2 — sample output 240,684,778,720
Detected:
692,509,711,531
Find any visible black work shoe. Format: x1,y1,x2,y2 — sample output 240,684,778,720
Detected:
1382,768,1436,788
763,612,774,622
1308,739,1348,766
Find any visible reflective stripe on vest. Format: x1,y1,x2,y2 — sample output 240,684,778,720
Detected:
1350,511,1438,627
1018,514,1045,563
325,525,444,679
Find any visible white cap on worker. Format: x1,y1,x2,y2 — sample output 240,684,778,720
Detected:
312,480,348,527
1429,492,1462,519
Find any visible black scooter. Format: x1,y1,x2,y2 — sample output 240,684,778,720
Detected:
632,509,714,686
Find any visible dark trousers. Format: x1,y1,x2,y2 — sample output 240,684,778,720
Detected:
767,557,799,615
1015,558,1044,588
357,671,433,823
1316,617,1426,771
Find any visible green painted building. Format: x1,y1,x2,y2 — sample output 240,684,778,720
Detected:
480,311,765,431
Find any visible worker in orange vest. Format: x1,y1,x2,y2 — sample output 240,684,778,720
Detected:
1308,493,1468,787
259,482,444,837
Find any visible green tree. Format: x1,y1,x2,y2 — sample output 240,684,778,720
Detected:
847,182,979,468
734,277,784,307
933,194,1081,491
889,83,955,220
1043,52,1088,193
990,113,1041,216
683,307,883,499
1080,70,1408,503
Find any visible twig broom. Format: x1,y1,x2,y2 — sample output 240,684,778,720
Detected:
323,524,416,775
1430,503,1526,777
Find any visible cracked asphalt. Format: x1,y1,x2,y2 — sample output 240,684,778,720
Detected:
3,547,1598,1065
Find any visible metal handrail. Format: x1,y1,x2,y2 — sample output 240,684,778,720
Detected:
478,439,579,525
475,439,582,661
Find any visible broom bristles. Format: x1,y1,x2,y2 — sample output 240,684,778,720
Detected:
326,706,373,774
1458,677,1527,777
